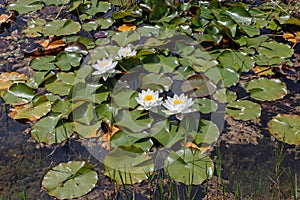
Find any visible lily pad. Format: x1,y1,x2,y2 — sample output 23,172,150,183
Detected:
226,100,261,121
112,31,140,46
268,114,300,145
43,19,81,36
244,78,287,101
218,50,255,72
0,72,27,90
181,75,217,98
9,95,51,121
115,110,152,133
30,56,56,71
42,161,98,199
7,0,43,14
3,83,35,105
166,149,214,185
258,41,293,59
213,88,237,103
31,115,73,144
194,98,218,114
104,147,154,184
205,66,240,88
141,73,173,92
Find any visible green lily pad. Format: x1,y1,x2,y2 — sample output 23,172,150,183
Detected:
72,102,95,125
55,52,82,71
258,41,293,59
181,75,217,98
268,114,300,145
194,98,218,114
112,88,138,109
141,73,173,92
26,71,55,89
112,31,140,47
244,78,287,101
42,161,98,199
9,95,51,121
166,149,214,185
31,115,73,144
3,83,35,106
45,72,76,96
226,100,261,121
23,18,46,37
43,19,81,36
73,121,102,138
30,56,56,71
205,66,240,88
104,147,154,184
218,50,255,72
84,1,111,16
115,110,152,133
7,0,44,14
213,88,237,103
193,119,220,145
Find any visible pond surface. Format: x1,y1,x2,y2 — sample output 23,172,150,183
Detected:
1,94,299,199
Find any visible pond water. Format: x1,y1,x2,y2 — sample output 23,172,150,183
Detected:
1,93,299,199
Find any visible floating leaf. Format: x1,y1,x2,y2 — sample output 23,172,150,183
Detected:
226,100,261,121
205,66,240,88
193,119,220,145
0,72,27,90
7,0,43,14
42,161,98,199
166,149,214,185
23,18,46,37
194,98,218,114
141,73,173,92
268,114,300,145
30,56,56,71
31,116,73,144
9,95,51,121
213,88,237,103
104,147,154,184
112,30,140,46
73,121,102,138
45,72,76,96
115,110,152,133
244,78,287,101
3,83,34,105
112,88,138,109
84,1,111,15
72,102,95,125
43,19,81,36
181,75,217,98
55,52,82,71
258,41,293,59
218,50,255,72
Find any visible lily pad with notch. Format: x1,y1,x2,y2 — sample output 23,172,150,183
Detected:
268,114,300,145
42,161,98,199
226,100,261,121
181,75,217,98
244,78,287,101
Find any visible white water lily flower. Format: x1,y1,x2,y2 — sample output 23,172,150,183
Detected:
135,89,162,110
92,57,118,80
162,94,195,116
117,45,137,59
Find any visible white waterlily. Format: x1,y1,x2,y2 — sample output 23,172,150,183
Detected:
117,45,137,59
92,57,118,81
162,94,195,117
135,89,162,110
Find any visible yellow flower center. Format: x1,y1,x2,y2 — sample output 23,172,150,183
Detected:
101,61,109,66
144,94,154,101
173,99,182,105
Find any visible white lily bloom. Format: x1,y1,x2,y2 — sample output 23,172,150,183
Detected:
92,57,118,80
135,89,162,110
117,45,137,59
162,94,194,116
